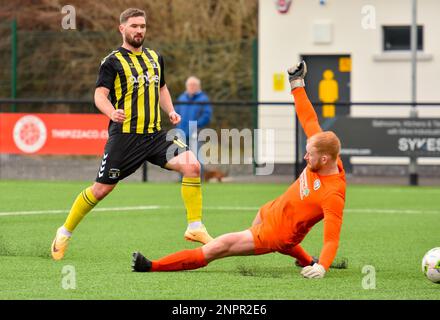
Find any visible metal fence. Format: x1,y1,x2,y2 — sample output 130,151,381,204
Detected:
1,99,440,185
0,22,13,101
0,22,256,108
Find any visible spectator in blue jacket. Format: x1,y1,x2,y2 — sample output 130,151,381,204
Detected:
176,76,213,167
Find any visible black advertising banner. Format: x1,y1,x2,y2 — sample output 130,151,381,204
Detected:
327,118,440,157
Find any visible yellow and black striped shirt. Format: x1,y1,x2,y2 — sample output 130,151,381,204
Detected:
96,46,165,135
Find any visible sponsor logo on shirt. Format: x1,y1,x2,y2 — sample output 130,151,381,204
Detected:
299,168,310,200
129,74,160,88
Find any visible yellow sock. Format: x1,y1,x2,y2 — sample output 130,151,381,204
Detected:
63,187,98,232
181,177,202,224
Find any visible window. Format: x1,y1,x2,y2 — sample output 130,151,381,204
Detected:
383,26,423,51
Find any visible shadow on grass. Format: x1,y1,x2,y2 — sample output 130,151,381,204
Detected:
188,265,295,278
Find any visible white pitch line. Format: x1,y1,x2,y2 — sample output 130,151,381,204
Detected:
0,205,259,217
355,189,440,195
0,206,438,217
0,205,161,217
345,208,440,215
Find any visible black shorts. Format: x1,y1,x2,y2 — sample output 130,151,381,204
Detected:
95,130,188,184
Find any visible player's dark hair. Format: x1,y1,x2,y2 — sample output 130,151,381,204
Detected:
120,8,146,24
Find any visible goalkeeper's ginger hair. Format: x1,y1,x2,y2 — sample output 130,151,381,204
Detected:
308,131,341,160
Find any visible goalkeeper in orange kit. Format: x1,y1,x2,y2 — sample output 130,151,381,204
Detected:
132,61,347,279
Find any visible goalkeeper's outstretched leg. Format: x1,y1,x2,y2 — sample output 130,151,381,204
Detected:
132,230,255,272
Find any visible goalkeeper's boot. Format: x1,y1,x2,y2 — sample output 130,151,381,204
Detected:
132,252,152,272
184,225,213,244
51,227,71,261
295,256,318,268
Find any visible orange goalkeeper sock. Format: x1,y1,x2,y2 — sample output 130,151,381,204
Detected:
151,248,207,272
279,245,313,266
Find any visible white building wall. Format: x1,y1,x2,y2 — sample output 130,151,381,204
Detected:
258,0,440,164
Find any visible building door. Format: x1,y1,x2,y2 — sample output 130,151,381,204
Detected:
298,54,352,172
301,54,351,119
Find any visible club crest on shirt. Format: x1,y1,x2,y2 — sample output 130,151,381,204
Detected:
313,179,321,191
302,188,310,197
109,168,120,179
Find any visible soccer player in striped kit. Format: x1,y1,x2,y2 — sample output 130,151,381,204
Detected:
51,8,213,260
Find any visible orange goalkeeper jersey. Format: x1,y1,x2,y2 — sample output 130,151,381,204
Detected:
251,87,346,270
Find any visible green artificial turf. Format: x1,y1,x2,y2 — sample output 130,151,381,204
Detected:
0,181,439,299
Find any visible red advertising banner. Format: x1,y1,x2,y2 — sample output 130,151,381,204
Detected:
0,113,109,155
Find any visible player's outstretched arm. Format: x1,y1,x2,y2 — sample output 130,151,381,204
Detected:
288,61,322,138
319,193,345,270
301,193,344,279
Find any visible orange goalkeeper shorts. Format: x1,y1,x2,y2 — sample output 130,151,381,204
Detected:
249,201,293,255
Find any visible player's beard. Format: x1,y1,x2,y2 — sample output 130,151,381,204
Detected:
307,160,323,173
125,32,145,49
